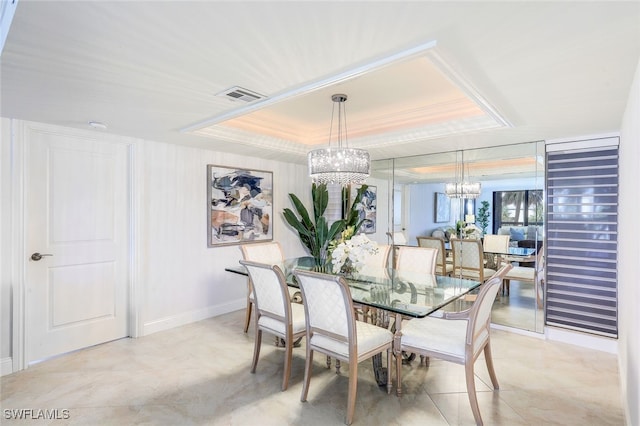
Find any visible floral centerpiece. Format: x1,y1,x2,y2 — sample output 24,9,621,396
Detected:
456,220,482,239
330,229,378,276
462,223,482,240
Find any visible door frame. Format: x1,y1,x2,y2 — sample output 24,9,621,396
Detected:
9,120,143,372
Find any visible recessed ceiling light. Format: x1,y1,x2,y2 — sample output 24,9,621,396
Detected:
88,121,107,130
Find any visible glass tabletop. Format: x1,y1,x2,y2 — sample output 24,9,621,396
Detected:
225,257,481,318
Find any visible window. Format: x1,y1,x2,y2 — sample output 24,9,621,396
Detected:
493,189,543,232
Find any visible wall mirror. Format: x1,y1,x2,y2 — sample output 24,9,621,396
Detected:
370,141,545,333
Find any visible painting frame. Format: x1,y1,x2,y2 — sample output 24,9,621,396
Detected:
435,192,450,223
207,165,274,247
352,184,377,234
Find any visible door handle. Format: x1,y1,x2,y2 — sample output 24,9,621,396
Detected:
31,252,53,261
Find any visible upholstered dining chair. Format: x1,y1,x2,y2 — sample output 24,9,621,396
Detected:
240,242,291,333
360,244,391,278
396,264,513,426
502,249,545,307
293,269,394,425
396,246,438,277
416,236,454,276
482,234,511,269
451,239,497,283
239,260,306,391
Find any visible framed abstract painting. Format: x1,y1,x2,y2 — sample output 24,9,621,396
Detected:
207,165,273,247
353,184,377,234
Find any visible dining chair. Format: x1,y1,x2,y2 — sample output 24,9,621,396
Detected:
482,234,511,269
239,260,306,391
240,242,294,333
395,264,513,426
503,249,545,307
416,236,453,276
482,234,510,254
293,269,394,425
451,239,497,283
396,246,438,275
360,244,391,278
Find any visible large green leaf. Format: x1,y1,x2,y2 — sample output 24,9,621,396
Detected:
315,216,328,251
328,219,346,242
288,193,313,230
312,183,329,221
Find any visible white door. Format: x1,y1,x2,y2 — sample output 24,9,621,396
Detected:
26,130,130,363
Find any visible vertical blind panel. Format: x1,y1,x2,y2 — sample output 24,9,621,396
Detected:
545,146,618,338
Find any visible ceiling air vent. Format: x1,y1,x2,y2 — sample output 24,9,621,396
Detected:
217,86,266,103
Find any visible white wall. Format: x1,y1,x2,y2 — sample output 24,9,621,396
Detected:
0,118,12,373
618,58,640,426
0,119,311,371
140,140,309,333
406,183,451,245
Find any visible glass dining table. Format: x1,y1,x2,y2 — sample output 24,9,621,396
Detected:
225,256,481,319
226,256,481,390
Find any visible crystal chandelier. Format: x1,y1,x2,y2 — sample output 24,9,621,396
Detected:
445,151,481,199
308,94,370,186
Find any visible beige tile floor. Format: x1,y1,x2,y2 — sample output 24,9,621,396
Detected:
1,310,624,425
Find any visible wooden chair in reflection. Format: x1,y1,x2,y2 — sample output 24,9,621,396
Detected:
451,239,497,283
502,249,545,308
417,236,453,276
482,234,511,269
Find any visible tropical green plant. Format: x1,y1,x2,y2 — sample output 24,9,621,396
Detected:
282,183,345,267
477,200,490,235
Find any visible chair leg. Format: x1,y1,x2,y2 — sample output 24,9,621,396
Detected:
346,360,358,425
386,348,392,395
395,348,403,396
464,360,483,426
282,333,293,391
251,329,262,373
243,300,253,333
484,341,499,389
301,349,314,402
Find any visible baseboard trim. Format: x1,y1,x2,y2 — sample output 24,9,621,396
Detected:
491,323,545,339
545,325,618,354
490,323,618,354
1,357,13,376
143,299,245,336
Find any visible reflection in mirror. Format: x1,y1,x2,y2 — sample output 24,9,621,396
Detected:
370,141,545,333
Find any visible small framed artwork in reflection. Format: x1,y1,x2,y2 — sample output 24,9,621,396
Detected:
435,192,450,223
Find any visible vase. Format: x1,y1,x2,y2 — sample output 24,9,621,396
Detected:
313,251,329,272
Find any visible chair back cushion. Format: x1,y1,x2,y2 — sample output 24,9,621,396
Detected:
417,237,446,274
361,244,391,272
294,271,353,342
240,260,288,319
240,242,284,265
396,246,438,275
452,239,484,277
483,234,510,254
466,265,512,348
